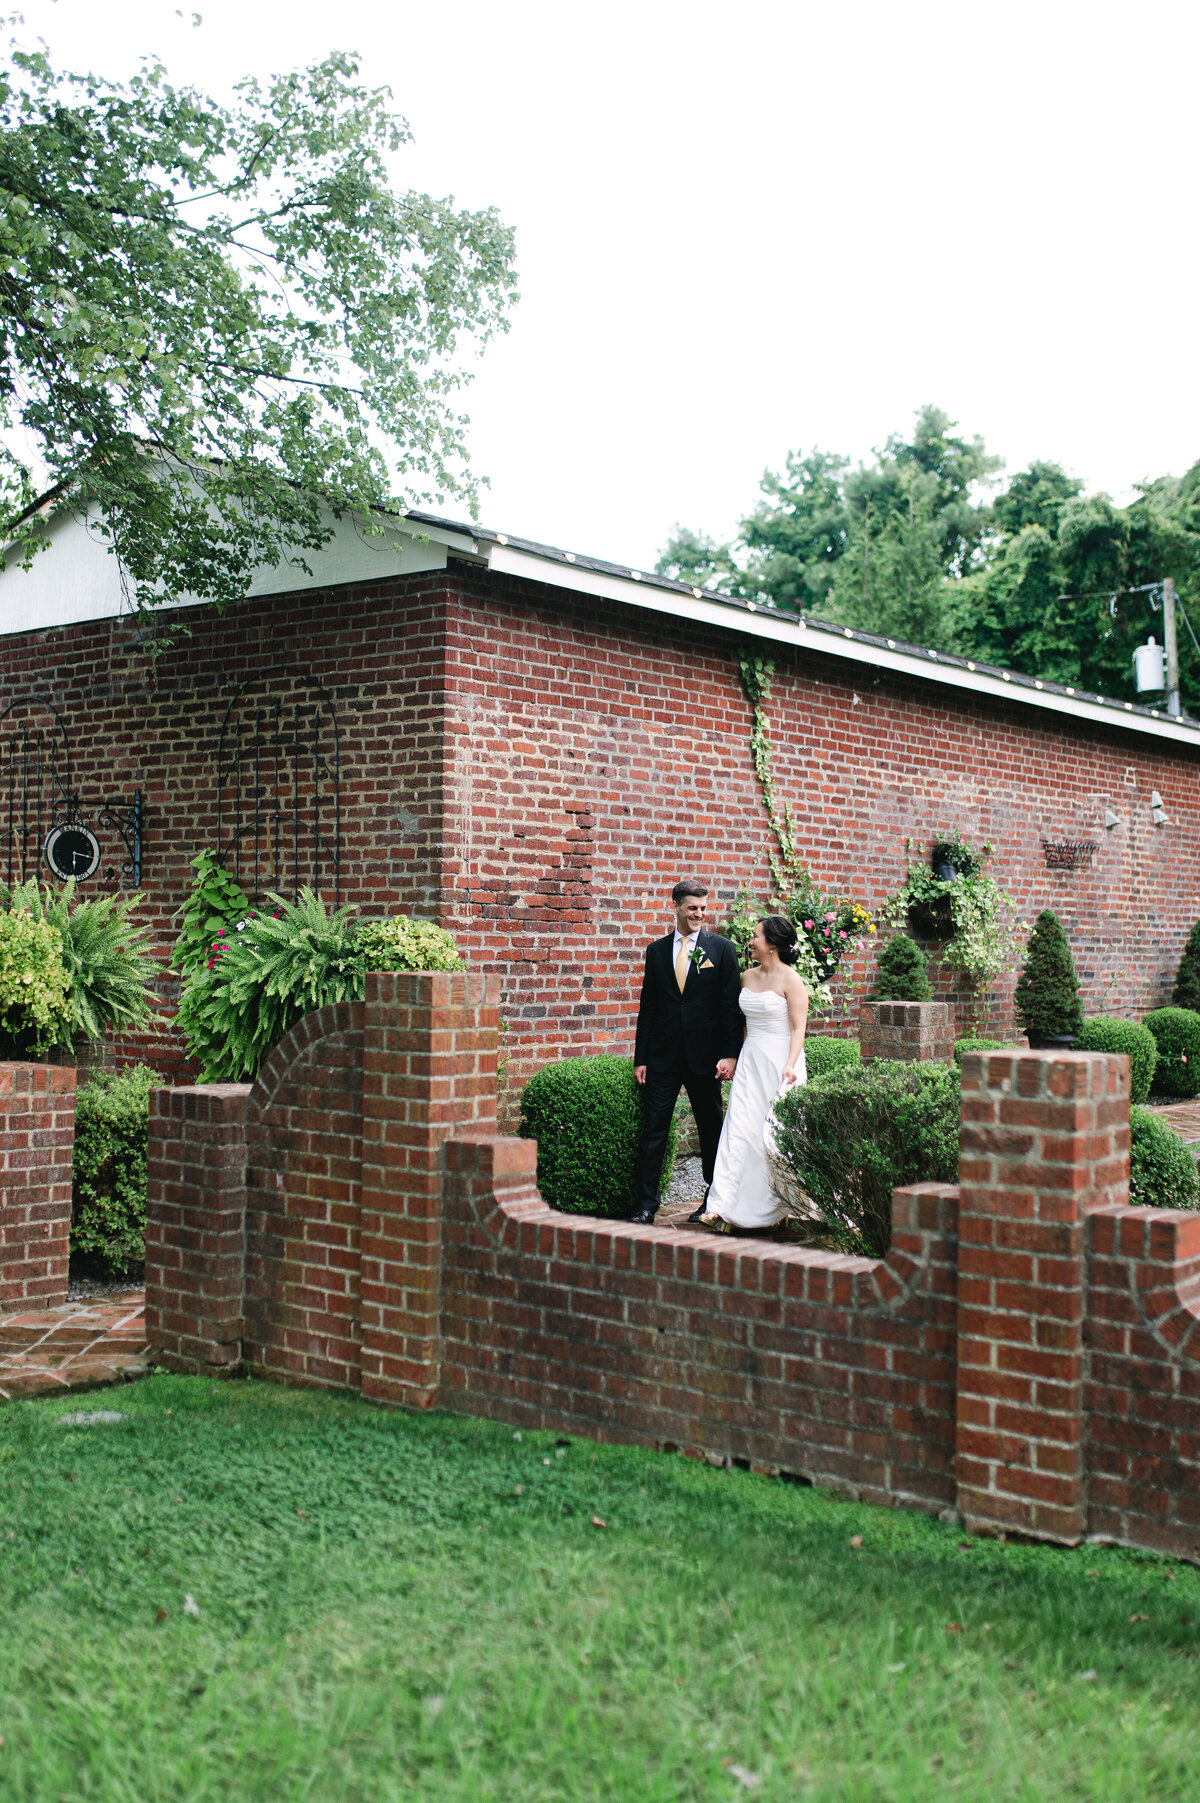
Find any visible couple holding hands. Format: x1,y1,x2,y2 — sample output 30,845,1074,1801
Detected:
630,877,809,1230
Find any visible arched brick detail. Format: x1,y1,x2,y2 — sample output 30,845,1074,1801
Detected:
244,1001,364,1388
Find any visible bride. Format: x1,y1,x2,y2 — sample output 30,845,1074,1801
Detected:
697,914,808,1232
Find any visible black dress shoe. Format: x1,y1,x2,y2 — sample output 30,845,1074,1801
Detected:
628,1204,658,1225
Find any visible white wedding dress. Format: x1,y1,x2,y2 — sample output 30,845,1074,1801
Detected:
706,989,806,1229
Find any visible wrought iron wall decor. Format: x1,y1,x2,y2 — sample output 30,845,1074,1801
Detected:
97,790,142,888
1,695,75,887
1041,839,1098,871
216,666,341,904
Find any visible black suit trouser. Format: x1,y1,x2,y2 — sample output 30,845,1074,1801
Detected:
632,1052,725,1212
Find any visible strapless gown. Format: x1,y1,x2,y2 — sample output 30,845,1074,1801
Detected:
706,988,805,1229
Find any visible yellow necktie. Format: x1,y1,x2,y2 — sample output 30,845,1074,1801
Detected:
675,939,690,993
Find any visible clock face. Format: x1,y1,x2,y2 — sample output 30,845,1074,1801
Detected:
43,825,101,883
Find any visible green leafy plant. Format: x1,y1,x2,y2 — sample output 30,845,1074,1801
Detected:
1075,1018,1159,1106
71,1064,156,1273
770,1059,960,1257
879,838,1019,1013
1129,1104,1200,1210
1014,909,1083,1041
803,1037,861,1080
1172,919,1200,1014
873,934,932,1001
0,907,71,1056
1142,1007,1200,1100
518,1055,675,1219
930,832,986,879
953,1036,1018,1066
171,852,253,980
7,880,159,1045
358,917,466,973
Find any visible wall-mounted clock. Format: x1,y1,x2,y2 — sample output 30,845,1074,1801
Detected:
43,823,101,882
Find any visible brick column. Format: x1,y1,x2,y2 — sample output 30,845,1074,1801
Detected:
359,970,498,1409
860,1001,953,1063
956,1049,1128,1542
144,1085,251,1374
0,1063,75,1308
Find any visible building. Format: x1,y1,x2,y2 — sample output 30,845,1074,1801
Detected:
2,497,1198,1081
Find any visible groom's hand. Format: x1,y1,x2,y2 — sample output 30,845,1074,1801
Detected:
634,1064,647,1085
715,1057,737,1080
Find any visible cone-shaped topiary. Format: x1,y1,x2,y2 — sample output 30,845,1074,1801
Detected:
1014,909,1083,1041
1173,919,1200,1013
873,933,933,1001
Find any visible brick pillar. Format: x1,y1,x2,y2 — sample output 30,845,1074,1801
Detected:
860,1000,953,1063
0,1063,75,1308
144,1084,251,1374
956,1049,1128,1542
359,970,498,1409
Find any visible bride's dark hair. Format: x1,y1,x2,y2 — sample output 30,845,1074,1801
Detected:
760,914,800,965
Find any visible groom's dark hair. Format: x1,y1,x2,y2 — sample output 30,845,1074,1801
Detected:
672,878,708,904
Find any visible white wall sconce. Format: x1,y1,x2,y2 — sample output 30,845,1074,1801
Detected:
1104,808,1120,829
1151,790,1170,827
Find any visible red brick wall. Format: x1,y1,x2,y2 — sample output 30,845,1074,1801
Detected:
0,1063,74,1308
4,562,1200,1087
143,991,1200,1561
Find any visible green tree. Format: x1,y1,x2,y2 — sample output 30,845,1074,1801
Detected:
739,449,849,613
0,33,518,610
1014,910,1083,1042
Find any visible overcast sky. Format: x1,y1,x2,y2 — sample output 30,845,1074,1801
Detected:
17,0,1200,570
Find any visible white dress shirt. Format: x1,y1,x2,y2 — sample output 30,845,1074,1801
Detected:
672,928,700,965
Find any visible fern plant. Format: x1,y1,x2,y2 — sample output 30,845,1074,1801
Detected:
178,889,365,1080
3,880,159,1046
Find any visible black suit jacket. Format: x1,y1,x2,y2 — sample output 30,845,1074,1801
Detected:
634,928,744,1075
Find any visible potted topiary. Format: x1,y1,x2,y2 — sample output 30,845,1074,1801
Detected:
1014,909,1083,1047
873,934,933,1001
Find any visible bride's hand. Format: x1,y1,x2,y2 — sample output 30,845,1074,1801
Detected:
781,1063,796,1085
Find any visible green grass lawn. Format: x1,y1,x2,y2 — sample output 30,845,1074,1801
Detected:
0,1377,1196,1801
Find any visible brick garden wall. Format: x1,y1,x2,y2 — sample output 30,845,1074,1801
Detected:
0,1064,75,1309
3,561,1200,1088
143,986,1200,1564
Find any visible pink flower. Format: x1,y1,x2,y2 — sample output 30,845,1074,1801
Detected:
825,911,836,921
804,919,814,929
839,930,847,939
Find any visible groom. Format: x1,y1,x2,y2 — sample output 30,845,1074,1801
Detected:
629,878,743,1224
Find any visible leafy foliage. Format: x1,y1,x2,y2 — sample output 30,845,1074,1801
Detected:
1172,919,1200,1013
0,35,518,610
171,852,252,981
358,917,465,973
1014,910,1083,1041
71,1064,156,1272
873,935,932,1001
7,880,158,1044
803,1037,861,1080
658,406,1200,711
770,1059,960,1257
518,1055,674,1219
880,838,1019,1005
1142,1008,1200,1100
1129,1105,1200,1211
953,1036,1018,1065
1075,1018,1159,1106
0,907,70,1056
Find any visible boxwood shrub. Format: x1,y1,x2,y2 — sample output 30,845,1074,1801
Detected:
769,1059,959,1258
952,1037,1017,1066
71,1064,157,1273
1142,1007,1200,1099
1129,1105,1200,1210
518,1055,675,1218
803,1037,861,1080
1075,1018,1159,1105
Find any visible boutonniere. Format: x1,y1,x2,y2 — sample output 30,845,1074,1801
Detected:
688,943,715,971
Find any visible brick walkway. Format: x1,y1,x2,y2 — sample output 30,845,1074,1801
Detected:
1145,1099,1200,1154
0,1291,148,1400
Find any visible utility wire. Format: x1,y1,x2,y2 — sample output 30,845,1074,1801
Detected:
1054,580,1165,604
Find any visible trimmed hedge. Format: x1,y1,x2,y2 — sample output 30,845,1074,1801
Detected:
770,1059,959,1258
1015,909,1083,1040
1143,1007,1200,1099
1075,1018,1159,1105
803,1037,861,1080
1129,1105,1200,1211
71,1064,157,1273
518,1055,675,1219
873,934,932,1001
1172,918,1200,1013
952,1037,1018,1066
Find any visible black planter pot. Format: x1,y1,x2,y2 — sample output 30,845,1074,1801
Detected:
1025,1032,1078,1050
909,895,955,938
